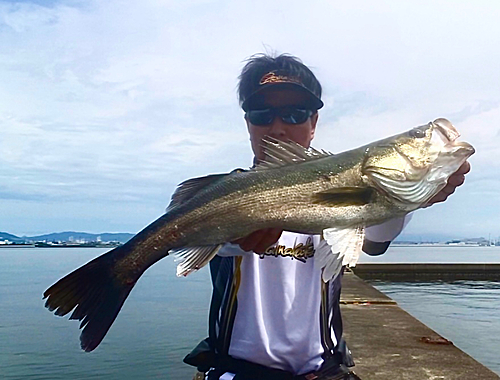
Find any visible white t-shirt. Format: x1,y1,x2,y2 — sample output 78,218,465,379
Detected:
228,232,327,375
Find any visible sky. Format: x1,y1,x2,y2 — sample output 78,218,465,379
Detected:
1,0,499,240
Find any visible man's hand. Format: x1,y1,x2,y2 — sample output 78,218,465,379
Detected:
232,228,283,254
425,161,471,206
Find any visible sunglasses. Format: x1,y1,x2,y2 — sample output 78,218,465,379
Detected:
245,106,314,126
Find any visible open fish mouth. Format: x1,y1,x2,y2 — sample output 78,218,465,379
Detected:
433,118,461,142
432,118,475,156
418,118,474,198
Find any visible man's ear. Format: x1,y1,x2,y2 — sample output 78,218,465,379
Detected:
310,112,318,140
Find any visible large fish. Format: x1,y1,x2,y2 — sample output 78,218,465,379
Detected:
43,118,474,352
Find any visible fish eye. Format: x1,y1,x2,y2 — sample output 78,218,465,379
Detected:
409,128,426,138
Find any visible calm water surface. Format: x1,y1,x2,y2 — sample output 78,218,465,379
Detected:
1,246,499,378
0,248,211,379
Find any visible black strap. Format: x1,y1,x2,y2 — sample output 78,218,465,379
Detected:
362,239,391,255
217,356,293,380
208,354,357,380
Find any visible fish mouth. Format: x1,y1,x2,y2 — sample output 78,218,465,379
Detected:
443,141,475,156
433,118,461,142
432,118,475,157
421,118,475,190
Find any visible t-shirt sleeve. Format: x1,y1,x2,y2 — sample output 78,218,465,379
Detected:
363,214,413,255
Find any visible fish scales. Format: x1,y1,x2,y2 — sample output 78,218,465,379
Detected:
164,151,367,237
163,164,349,240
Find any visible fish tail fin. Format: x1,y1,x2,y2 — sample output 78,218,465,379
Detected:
43,246,136,352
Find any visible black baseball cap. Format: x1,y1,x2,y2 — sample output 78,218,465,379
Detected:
238,54,324,112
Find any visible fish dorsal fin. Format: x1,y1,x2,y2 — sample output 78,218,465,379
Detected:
312,187,375,207
255,137,332,170
166,173,230,212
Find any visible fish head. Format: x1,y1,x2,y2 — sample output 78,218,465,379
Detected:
363,118,475,209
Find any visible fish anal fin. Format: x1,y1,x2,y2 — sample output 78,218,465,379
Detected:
173,244,224,277
312,187,375,207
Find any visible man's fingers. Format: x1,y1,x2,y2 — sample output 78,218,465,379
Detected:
233,228,282,253
425,161,471,207
447,173,465,187
235,231,264,252
441,183,457,196
252,228,282,254
456,161,471,175
426,193,447,205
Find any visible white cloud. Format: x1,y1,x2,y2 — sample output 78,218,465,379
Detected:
1,0,499,238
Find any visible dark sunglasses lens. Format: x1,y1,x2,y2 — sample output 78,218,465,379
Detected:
281,108,311,124
247,109,274,125
247,108,312,125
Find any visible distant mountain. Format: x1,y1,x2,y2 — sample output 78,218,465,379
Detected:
0,232,23,242
396,232,488,244
25,231,134,243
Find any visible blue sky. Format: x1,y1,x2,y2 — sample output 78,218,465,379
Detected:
1,0,499,239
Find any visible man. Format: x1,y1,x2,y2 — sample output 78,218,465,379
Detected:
184,54,470,380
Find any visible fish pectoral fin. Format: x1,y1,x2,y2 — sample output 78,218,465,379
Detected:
316,226,365,282
173,244,224,277
312,187,375,207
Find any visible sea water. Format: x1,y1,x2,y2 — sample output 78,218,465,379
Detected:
0,248,211,379
1,246,499,379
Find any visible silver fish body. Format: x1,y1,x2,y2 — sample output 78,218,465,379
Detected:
43,118,474,352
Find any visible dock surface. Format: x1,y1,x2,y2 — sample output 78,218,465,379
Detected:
340,271,499,379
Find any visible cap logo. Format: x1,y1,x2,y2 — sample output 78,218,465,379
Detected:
259,71,302,86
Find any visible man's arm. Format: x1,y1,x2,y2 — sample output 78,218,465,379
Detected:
363,215,412,256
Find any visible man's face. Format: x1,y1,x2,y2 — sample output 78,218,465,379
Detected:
245,89,318,163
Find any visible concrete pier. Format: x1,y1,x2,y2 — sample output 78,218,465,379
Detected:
352,263,500,281
340,271,499,379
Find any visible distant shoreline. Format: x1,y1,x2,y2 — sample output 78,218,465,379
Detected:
392,243,489,247
0,244,36,248
0,243,121,248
